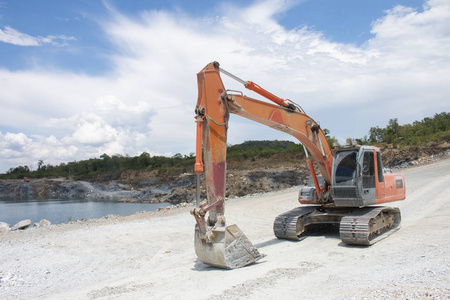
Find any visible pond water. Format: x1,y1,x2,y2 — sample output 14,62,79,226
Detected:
0,198,171,226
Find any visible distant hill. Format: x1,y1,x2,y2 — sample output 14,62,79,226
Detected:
1,112,448,180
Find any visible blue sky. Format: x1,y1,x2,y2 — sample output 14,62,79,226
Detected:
0,0,448,172
1,0,424,73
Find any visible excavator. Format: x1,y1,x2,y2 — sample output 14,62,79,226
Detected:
191,61,406,269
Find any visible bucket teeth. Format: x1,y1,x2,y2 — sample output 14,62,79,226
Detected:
195,224,263,269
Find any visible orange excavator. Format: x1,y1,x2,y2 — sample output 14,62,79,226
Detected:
191,62,406,269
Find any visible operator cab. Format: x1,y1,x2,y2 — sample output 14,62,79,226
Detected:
331,146,383,207
298,146,385,206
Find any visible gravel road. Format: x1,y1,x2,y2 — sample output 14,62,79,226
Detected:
1,159,449,299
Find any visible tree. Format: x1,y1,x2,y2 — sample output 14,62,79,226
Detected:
385,118,399,143
355,135,368,145
138,152,151,168
327,136,339,147
369,126,385,143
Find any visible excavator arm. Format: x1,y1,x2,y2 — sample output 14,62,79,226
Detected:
191,62,334,269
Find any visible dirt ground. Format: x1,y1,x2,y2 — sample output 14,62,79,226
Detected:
1,159,449,299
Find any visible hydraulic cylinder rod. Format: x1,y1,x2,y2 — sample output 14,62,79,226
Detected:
219,67,290,107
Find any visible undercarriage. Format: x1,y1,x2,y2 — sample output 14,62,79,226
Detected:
274,205,401,245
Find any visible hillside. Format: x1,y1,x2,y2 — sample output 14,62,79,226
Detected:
1,142,449,204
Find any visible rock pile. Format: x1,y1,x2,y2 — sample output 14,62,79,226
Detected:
0,219,52,233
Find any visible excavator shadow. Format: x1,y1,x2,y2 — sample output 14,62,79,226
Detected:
242,223,343,252
253,238,284,248
300,223,341,241
311,224,375,248
337,242,370,248
193,259,226,271
192,256,266,271
302,225,371,248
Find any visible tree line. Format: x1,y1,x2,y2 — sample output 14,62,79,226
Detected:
1,153,196,180
0,140,304,180
1,112,448,180
367,112,450,146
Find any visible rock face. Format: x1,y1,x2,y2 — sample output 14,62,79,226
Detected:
381,142,450,168
0,180,143,200
0,167,309,204
11,219,31,230
220,167,310,198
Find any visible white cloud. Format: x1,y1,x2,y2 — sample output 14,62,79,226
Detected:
0,26,75,46
0,0,449,172
93,95,155,129
3,132,32,149
0,132,32,159
70,117,117,146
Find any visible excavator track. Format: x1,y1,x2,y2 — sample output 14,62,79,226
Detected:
273,206,318,240
274,206,401,245
339,206,401,246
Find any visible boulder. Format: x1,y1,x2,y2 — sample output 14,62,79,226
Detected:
0,222,10,233
12,219,31,230
39,219,51,227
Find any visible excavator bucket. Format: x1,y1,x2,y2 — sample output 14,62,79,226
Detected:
194,224,263,269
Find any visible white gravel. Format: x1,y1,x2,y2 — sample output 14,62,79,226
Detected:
1,159,449,299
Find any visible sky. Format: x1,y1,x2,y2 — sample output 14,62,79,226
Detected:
0,0,449,173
